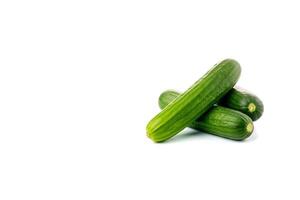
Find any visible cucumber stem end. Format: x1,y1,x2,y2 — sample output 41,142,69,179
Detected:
248,103,256,113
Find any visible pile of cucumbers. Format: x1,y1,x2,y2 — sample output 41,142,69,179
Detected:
146,59,264,142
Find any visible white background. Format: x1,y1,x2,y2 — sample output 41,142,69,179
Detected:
0,0,299,199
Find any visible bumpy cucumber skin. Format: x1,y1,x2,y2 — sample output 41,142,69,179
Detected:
146,59,241,142
220,88,264,121
159,90,253,140
193,107,253,140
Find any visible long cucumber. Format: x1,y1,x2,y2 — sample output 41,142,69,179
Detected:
146,59,241,142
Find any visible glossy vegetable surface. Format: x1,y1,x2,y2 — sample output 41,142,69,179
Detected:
221,88,264,121
146,59,241,142
159,90,254,140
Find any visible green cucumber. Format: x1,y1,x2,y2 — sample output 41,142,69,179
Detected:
159,90,253,140
146,59,241,142
220,88,264,121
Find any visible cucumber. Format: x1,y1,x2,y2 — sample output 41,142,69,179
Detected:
146,59,241,142
159,90,253,140
220,88,264,121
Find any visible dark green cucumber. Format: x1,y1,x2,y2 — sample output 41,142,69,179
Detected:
220,88,264,121
159,90,254,140
146,59,241,142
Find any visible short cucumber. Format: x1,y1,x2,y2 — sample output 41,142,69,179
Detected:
159,90,254,140
220,88,264,121
146,59,241,142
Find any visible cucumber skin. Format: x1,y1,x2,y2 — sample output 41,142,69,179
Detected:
220,88,264,121
146,59,241,142
159,90,254,141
